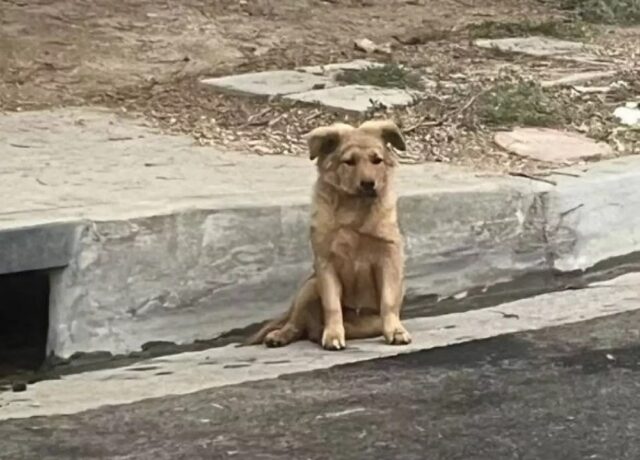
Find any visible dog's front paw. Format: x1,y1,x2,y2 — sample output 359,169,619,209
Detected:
321,325,346,351
383,319,412,345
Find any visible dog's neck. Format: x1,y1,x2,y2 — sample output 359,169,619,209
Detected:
314,178,398,232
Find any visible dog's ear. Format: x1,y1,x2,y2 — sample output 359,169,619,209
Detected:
359,119,406,151
304,124,352,160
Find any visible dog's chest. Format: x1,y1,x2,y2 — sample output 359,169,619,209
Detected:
329,227,381,309
329,227,381,263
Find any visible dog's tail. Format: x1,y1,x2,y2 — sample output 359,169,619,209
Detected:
242,310,290,346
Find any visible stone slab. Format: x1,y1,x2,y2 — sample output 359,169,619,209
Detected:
200,70,334,97
494,128,613,163
474,36,590,57
3,108,640,358
285,84,418,113
1,108,548,356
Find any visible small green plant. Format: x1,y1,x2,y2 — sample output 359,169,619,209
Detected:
467,19,590,40
562,0,640,24
335,64,424,90
476,80,564,127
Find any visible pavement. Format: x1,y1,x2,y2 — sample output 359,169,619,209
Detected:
2,276,640,460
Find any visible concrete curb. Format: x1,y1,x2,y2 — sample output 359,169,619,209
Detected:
39,157,640,356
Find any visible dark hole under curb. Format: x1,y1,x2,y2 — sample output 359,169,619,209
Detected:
0,270,50,378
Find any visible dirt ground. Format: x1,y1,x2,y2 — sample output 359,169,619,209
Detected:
1,0,639,172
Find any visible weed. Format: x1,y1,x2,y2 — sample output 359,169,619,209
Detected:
467,19,590,40
562,0,640,25
335,64,424,90
476,80,564,127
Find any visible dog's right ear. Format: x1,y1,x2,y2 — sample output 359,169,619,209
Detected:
304,124,351,161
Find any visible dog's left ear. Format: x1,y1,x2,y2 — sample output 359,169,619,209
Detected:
359,119,406,151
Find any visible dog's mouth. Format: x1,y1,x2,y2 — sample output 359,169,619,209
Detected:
359,188,378,198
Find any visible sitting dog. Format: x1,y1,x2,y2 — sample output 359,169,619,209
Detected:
246,119,411,350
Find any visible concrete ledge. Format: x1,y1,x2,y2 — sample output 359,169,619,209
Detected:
3,108,640,357
49,155,639,358
47,176,548,356
545,157,640,271
0,223,77,275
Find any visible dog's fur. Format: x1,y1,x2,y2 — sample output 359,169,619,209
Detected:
246,119,411,350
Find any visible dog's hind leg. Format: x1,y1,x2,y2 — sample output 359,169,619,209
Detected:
344,311,383,340
265,276,319,347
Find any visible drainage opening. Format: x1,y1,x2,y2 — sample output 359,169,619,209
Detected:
0,270,50,376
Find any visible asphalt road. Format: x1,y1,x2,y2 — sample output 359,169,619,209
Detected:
2,308,640,460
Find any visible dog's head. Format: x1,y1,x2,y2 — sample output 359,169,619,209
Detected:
304,119,406,198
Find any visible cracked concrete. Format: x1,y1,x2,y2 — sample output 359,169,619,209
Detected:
2,108,640,357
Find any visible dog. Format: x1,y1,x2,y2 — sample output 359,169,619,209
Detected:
246,119,411,350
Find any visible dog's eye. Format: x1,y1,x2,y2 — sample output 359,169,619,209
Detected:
343,158,356,166
371,157,383,165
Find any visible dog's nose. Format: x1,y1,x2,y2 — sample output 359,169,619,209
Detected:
360,180,375,191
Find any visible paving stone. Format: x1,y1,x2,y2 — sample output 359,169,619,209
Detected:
200,70,334,97
474,36,590,57
494,128,613,163
285,84,418,113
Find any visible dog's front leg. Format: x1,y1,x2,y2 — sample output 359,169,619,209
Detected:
317,261,346,350
377,260,412,345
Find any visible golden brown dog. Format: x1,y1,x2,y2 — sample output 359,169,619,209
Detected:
246,119,411,350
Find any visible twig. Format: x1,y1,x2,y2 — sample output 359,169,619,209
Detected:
490,310,520,319
244,107,273,127
304,110,322,123
550,170,581,178
508,171,557,186
268,112,286,127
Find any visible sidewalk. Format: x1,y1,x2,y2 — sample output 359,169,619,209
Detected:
2,108,640,357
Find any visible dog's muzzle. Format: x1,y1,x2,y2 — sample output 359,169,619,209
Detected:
359,180,377,197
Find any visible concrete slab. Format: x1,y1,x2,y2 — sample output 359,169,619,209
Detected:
285,84,418,113
3,107,640,358
474,36,591,57
1,107,549,357
200,70,334,97
494,128,613,163
2,271,640,420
